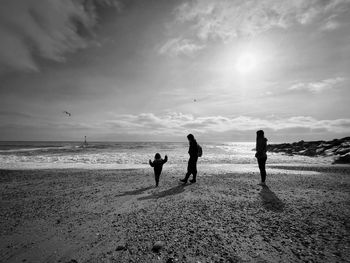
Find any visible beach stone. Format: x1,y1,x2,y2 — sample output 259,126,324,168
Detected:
267,136,350,160
152,241,165,252
335,147,350,155
333,153,350,164
115,242,127,251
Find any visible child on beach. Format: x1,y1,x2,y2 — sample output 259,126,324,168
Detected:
149,153,168,187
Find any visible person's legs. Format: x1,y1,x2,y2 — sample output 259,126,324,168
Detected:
189,157,198,183
180,170,191,183
181,157,198,183
258,157,267,183
181,158,193,183
190,171,197,183
155,172,160,187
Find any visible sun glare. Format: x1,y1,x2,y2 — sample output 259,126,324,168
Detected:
235,53,257,73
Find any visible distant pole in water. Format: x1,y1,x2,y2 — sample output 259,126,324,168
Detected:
83,136,88,147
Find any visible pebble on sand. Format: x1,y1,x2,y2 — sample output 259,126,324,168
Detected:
115,242,127,251
152,241,165,252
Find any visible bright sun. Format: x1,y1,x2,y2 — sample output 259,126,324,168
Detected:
235,53,257,73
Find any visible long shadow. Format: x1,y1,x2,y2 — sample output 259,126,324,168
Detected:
116,186,154,197
259,185,284,212
138,184,188,201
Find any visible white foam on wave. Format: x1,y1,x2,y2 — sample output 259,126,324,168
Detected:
0,141,334,170
0,145,74,153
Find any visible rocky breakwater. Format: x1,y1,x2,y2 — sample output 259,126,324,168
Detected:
266,137,350,164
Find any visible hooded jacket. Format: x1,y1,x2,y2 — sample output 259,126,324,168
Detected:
188,140,199,158
149,156,168,174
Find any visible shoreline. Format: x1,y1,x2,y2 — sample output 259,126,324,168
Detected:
1,165,349,262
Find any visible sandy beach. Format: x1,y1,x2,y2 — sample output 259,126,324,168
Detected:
0,165,349,263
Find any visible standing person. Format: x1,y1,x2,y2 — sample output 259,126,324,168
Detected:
255,130,268,185
180,134,199,184
149,153,168,187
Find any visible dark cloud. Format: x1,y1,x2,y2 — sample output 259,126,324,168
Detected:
0,0,121,74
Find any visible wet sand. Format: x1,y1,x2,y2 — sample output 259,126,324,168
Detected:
0,165,349,262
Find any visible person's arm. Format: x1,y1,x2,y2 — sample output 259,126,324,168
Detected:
256,139,264,153
255,140,262,157
163,155,168,164
149,160,154,167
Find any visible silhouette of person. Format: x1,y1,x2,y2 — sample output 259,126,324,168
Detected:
255,130,268,185
180,134,199,184
149,153,168,187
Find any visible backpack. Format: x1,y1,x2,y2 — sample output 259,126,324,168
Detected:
197,144,203,157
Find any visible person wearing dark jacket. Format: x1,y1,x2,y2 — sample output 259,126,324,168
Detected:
180,134,199,184
149,153,168,187
255,130,268,185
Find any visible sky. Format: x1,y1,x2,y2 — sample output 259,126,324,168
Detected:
0,0,349,142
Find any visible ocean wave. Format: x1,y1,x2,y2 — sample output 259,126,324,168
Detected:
0,141,334,170
0,145,77,153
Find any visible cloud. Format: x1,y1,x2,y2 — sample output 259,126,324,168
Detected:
158,38,204,57
102,112,350,136
172,0,350,42
2,112,349,140
320,14,341,31
0,0,121,73
289,77,345,93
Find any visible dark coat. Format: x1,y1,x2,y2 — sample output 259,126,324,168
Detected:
149,156,168,175
188,140,199,158
255,138,267,159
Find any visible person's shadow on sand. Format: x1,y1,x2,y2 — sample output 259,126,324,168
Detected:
116,186,154,197
138,184,187,201
259,185,284,212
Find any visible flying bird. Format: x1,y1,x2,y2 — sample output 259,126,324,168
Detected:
63,111,71,117
193,99,197,102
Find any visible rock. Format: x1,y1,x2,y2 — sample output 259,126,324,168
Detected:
333,153,350,164
324,147,337,156
341,141,350,147
320,143,334,149
115,242,127,251
330,139,342,147
302,148,316,156
335,147,350,155
267,136,350,160
152,241,165,252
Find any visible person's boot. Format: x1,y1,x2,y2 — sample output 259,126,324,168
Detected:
190,173,197,183
180,178,187,183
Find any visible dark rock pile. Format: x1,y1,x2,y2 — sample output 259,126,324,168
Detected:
266,137,350,164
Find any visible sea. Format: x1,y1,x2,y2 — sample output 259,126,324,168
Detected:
0,141,334,170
